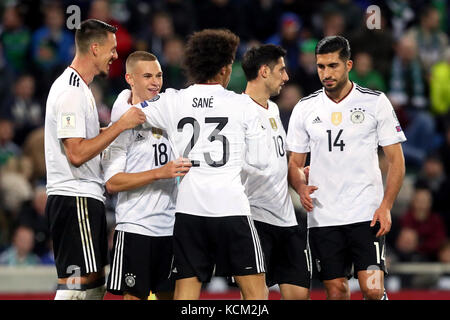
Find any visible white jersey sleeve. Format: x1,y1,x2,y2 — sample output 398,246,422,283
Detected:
243,102,269,170
286,102,311,153
376,94,407,146
102,130,132,182
56,88,87,139
110,89,132,121
140,90,178,134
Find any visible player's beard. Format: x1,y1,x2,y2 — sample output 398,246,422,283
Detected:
323,76,347,94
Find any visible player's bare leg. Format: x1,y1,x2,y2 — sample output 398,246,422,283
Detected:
174,277,202,300
323,278,351,300
123,292,142,300
357,270,385,300
56,269,106,300
234,273,268,300
279,284,310,300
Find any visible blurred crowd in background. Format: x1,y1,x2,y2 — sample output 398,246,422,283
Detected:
0,0,449,289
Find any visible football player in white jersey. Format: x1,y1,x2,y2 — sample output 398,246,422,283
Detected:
240,44,311,299
287,36,406,300
111,29,269,300
103,51,191,300
44,20,146,300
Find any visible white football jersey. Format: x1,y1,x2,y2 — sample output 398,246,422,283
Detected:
286,83,407,228
102,90,177,237
45,67,104,202
241,99,297,227
111,84,268,217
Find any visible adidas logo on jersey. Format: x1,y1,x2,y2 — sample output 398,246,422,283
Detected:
135,133,145,141
312,116,322,124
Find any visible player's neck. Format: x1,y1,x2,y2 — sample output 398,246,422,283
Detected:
325,80,353,103
70,55,96,85
130,91,142,105
244,82,269,109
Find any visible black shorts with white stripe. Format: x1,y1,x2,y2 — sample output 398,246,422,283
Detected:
171,213,265,283
107,231,175,298
254,221,311,289
46,195,108,278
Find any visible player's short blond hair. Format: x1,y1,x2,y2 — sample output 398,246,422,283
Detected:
126,51,158,73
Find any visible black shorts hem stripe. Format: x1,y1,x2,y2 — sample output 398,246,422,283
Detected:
247,216,265,273
76,196,96,273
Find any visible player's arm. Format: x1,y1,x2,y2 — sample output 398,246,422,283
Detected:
105,158,191,194
63,108,145,167
371,143,405,237
288,152,317,212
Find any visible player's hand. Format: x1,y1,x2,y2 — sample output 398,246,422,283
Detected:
158,157,192,178
303,166,310,184
371,206,392,237
118,107,146,130
298,183,318,212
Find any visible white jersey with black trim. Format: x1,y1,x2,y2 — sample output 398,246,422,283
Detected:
241,99,297,227
102,89,177,237
286,82,407,228
111,84,269,218
44,67,105,202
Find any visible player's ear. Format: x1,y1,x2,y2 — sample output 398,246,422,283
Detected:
125,73,133,87
346,59,353,72
91,42,99,57
260,65,270,79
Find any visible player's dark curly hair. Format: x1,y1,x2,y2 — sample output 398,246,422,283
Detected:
183,29,239,84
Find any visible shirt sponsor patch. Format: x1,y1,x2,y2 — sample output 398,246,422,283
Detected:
61,113,76,129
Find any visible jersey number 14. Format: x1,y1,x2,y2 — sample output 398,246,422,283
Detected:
327,129,345,152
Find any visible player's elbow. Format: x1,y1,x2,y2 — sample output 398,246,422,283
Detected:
67,153,84,168
105,180,118,194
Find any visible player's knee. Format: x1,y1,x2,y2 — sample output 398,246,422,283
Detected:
362,288,384,300
325,282,350,300
242,283,269,300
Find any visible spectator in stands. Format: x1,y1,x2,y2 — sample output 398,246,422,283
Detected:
429,46,450,128
2,74,43,146
349,52,386,91
275,83,303,131
243,0,282,42
438,240,450,263
0,117,21,167
290,38,322,96
30,1,75,100
389,35,427,110
22,127,45,184
393,227,426,262
405,5,448,78
152,0,197,38
400,185,447,261
415,155,450,220
438,124,450,177
320,9,346,38
135,11,175,64
197,0,248,40
161,36,187,90
348,11,395,84
16,185,49,257
389,35,437,167
91,80,111,127
321,0,363,34
0,4,31,75
0,225,40,266
266,12,302,71
375,0,416,41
